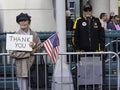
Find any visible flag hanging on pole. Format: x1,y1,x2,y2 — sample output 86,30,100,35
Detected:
43,33,60,63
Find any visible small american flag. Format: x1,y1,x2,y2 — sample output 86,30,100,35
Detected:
43,33,60,63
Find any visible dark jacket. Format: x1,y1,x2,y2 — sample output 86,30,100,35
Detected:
66,17,74,31
72,16,105,52
107,21,120,30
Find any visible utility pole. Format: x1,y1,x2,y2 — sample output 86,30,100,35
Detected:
51,0,74,90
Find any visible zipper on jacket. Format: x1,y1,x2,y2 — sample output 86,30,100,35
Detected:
88,29,92,51
87,18,92,51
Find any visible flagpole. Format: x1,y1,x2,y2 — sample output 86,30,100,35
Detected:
51,0,74,90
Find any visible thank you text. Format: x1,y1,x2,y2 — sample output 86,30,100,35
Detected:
6,34,33,51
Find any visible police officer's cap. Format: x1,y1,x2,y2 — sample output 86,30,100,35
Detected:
16,13,31,23
83,3,92,12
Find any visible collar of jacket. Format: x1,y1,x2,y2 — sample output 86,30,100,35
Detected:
83,15,92,20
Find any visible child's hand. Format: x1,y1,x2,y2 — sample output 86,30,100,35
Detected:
29,42,36,49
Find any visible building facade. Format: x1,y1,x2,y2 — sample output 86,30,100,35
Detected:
67,0,119,20
0,0,119,32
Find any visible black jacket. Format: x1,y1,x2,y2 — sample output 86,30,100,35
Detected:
72,16,105,52
66,17,74,31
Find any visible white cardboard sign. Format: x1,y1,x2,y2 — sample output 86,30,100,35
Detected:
6,34,33,51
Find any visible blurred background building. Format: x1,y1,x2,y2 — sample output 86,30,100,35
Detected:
0,0,119,32
66,0,118,20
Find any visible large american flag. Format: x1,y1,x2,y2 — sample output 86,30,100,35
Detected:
43,33,60,63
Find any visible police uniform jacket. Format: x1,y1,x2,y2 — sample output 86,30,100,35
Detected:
72,16,105,52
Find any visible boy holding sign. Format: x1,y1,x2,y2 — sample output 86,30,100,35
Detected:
10,13,42,90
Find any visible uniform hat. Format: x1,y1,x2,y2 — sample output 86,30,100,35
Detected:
16,13,31,23
83,3,92,12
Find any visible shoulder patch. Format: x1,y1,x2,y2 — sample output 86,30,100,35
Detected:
93,16,99,20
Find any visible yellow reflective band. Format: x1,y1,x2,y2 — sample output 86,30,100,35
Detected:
72,30,75,45
73,17,81,29
99,43,101,51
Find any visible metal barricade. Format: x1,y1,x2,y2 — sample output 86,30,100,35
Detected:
0,53,50,90
52,52,120,90
0,52,119,90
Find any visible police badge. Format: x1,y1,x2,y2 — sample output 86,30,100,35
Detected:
82,22,87,26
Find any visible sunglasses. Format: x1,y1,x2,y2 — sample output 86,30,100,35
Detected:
84,8,92,12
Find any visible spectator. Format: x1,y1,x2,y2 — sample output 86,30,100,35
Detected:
66,10,74,50
107,15,120,53
108,12,115,23
66,10,74,31
99,12,108,30
107,15,120,30
10,13,42,90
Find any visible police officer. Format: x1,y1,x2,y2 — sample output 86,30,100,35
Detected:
72,3,105,52
72,3,105,90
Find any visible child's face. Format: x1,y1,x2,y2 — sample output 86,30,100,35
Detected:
19,20,30,31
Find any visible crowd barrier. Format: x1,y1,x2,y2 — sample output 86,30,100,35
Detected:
0,30,120,90
0,52,119,90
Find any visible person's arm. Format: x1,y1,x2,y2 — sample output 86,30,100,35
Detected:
72,18,80,51
10,51,31,59
30,32,42,55
98,19,105,51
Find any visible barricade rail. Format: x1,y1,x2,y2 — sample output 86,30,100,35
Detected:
0,52,119,90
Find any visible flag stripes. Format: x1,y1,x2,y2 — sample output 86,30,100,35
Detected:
43,33,59,63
